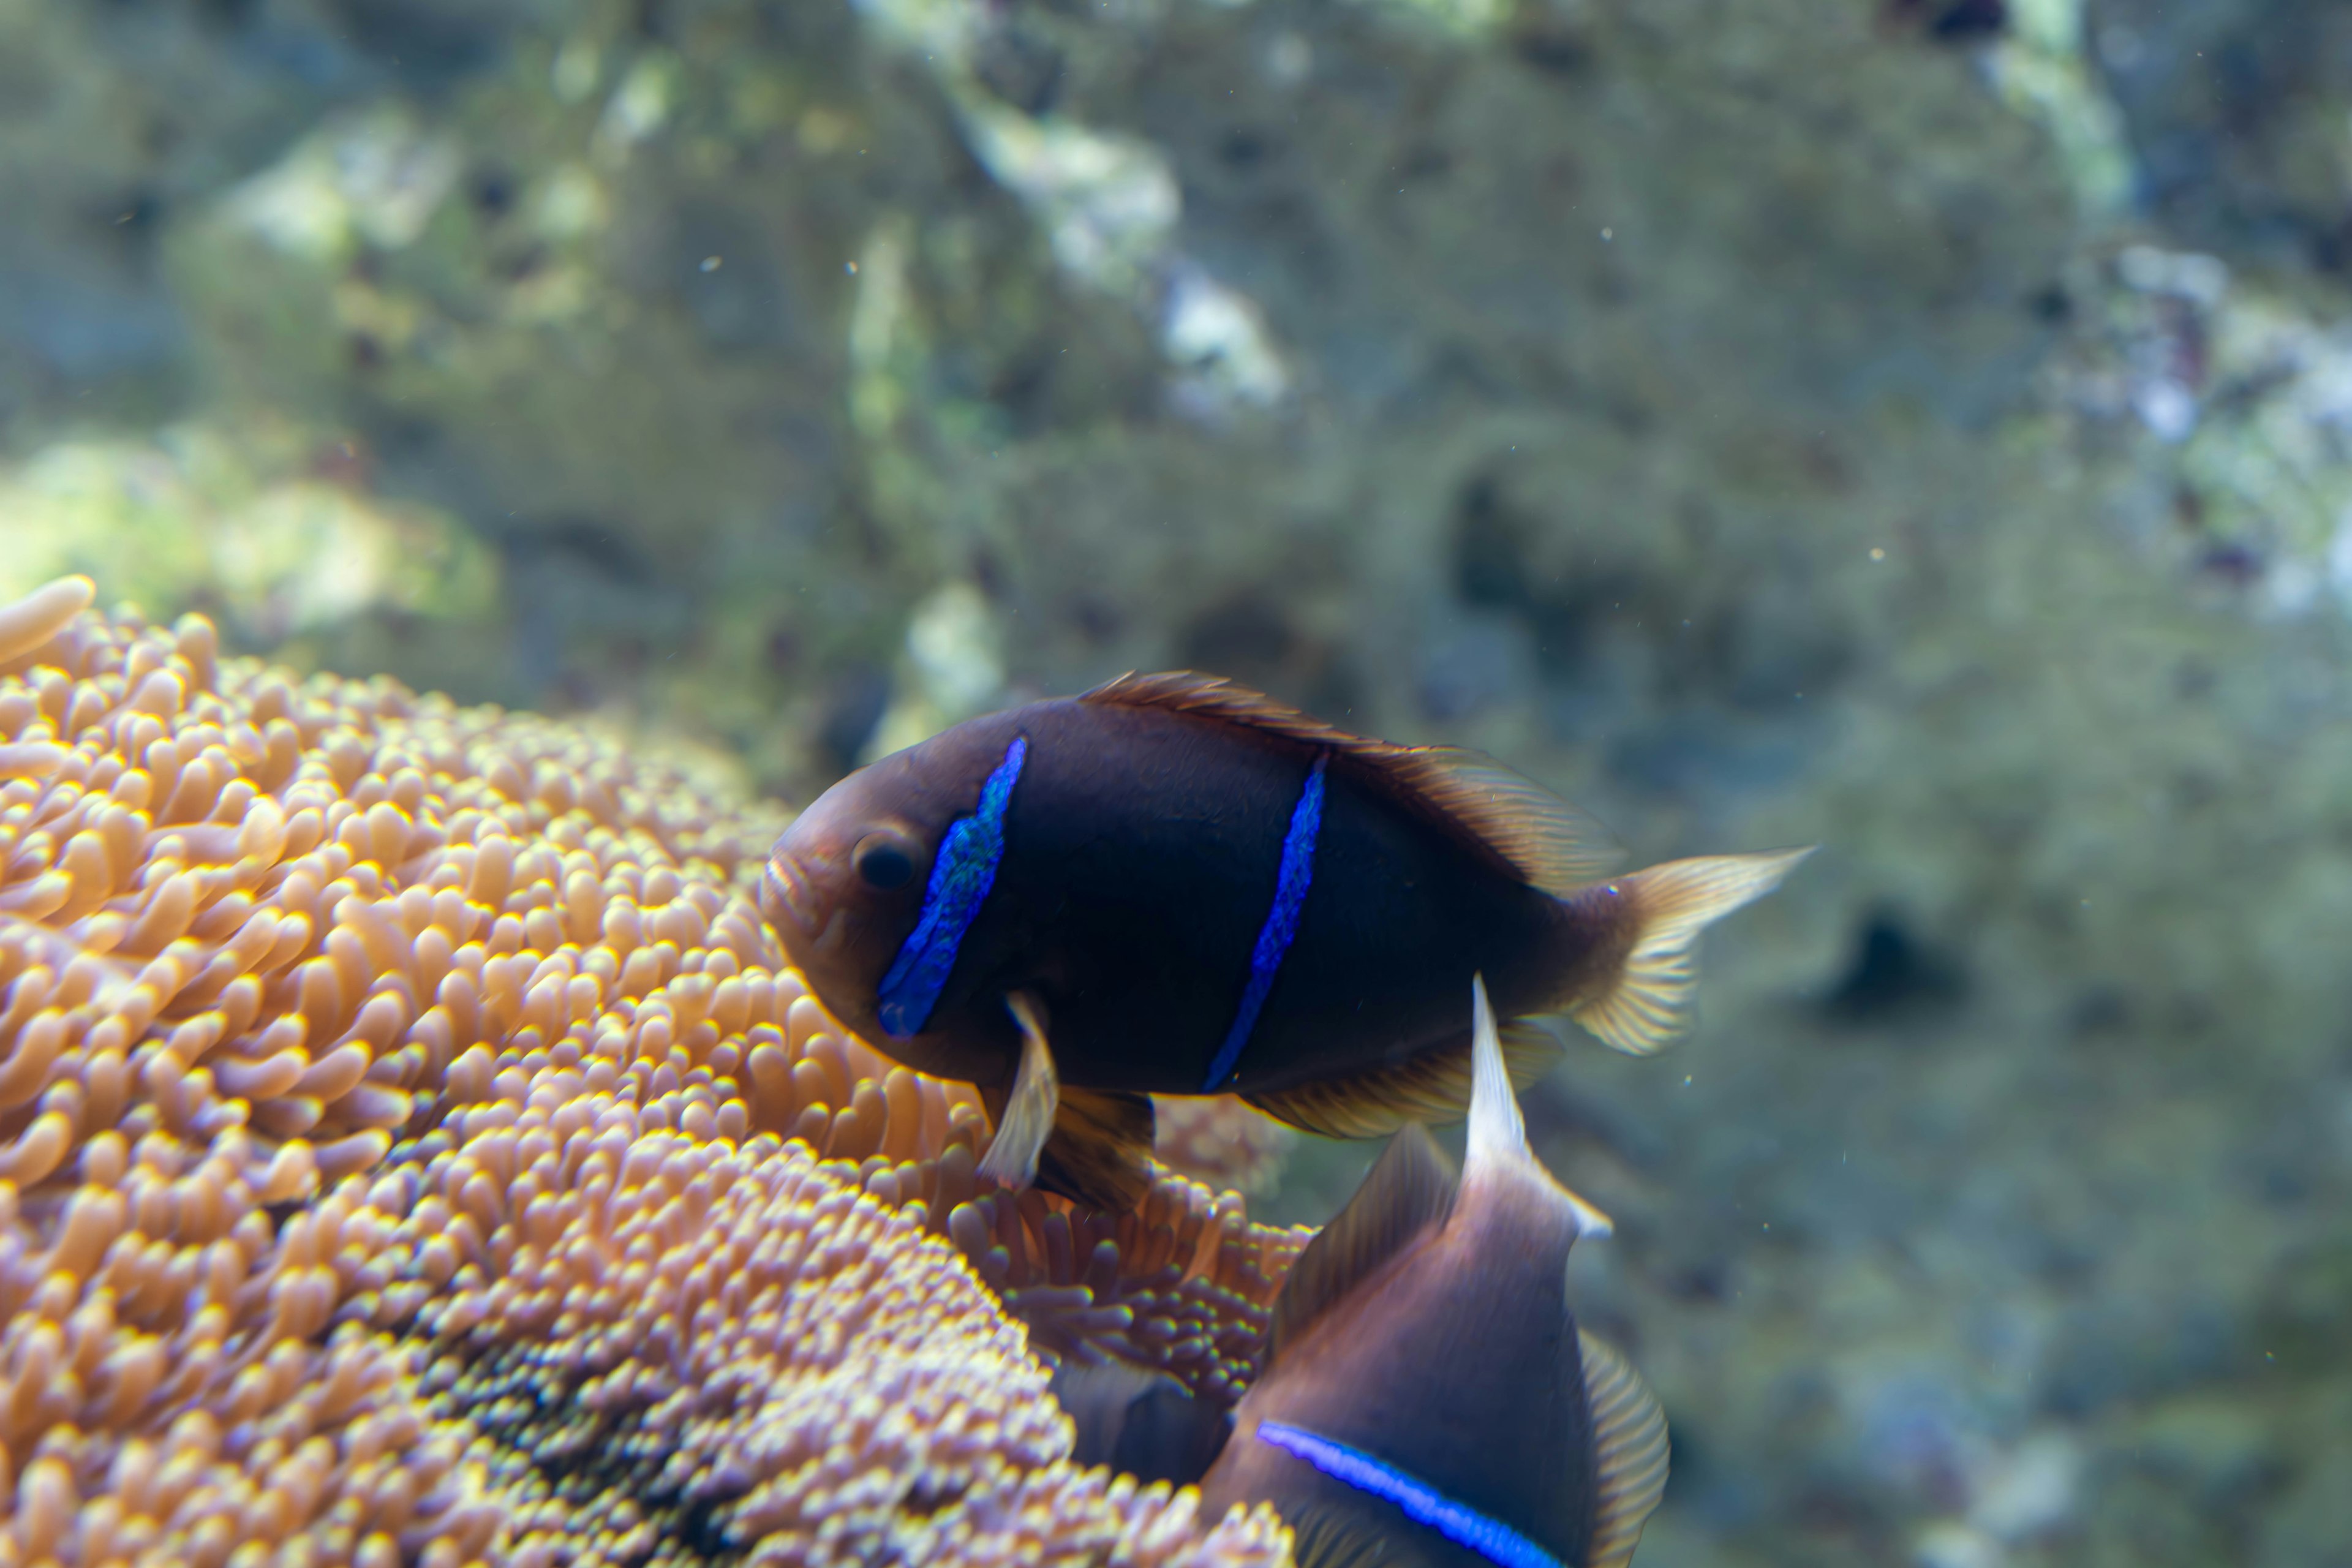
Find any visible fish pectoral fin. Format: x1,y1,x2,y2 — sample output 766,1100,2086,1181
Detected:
1036,1085,1156,1212
1267,1122,1457,1365
1575,1330,1671,1568
1567,846,1814,1055
1243,1020,1564,1142
1282,1502,1439,1568
976,990,1060,1191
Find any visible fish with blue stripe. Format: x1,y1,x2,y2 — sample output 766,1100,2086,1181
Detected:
1193,976,1670,1568
761,670,1809,1208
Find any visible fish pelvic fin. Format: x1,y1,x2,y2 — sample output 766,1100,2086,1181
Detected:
1245,1021,1564,1142
1575,1331,1670,1568
976,990,1060,1191
1568,847,1814,1055
1037,1085,1156,1212
1267,1123,1458,1366
1081,670,1623,893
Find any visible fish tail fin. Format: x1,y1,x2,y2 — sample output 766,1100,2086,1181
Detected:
1567,847,1813,1055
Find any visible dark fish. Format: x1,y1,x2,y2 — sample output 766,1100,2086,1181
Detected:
1194,978,1668,1568
761,671,1807,1206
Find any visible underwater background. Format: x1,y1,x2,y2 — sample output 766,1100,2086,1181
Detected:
3,1,2350,1564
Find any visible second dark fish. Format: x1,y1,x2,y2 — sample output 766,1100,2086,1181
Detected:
1194,976,1669,1568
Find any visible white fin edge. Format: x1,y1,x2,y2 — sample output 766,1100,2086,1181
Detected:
977,992,1059,1189
1571,847,1814,1056
1561,1183,1615,1240
1469,976,1614,1237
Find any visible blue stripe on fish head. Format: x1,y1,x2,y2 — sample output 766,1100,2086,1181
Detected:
1254,1421,1564,1568
1203,749,1330,1091
876,736,1028,1038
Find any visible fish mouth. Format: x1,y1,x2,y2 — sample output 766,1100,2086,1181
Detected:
759,853,820,946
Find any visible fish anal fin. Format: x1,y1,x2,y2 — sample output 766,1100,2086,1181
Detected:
1036,1085,1156,1212
1576,1330,1670,1568
976,990,1060,1191
1284,1503,1439,1568
1080,671,1622,894
1268,1124,1458,1363
1244,1020,1564,1142
1571,847,1814,1056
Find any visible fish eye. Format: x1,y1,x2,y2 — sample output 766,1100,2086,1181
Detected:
853,832,920,891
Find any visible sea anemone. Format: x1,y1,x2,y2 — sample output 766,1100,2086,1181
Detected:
0,578,1299,1565
1150,1098,1298,1199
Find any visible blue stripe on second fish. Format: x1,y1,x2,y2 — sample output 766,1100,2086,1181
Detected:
1254,1421,1564,1568
1202,750,1329,1091
877,736,1028,1039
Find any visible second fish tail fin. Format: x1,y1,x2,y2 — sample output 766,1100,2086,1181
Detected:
1566,846,1813,1055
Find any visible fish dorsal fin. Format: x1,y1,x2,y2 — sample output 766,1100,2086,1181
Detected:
1468,979,1614,1238
1081,671,1623,894
1465,973,1526,1169
1267,1123,1458,1365
1284,1502,1442,1568
1576,1331,1671,1568
1245,1020,1564,1142
1396,747,1624,895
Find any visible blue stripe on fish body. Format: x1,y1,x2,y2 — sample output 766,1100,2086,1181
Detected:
1203,750,1330,1091
876,736,1028,1039
1254,1421,1564,1568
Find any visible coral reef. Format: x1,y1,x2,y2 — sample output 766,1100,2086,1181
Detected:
0,583,1299,1564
